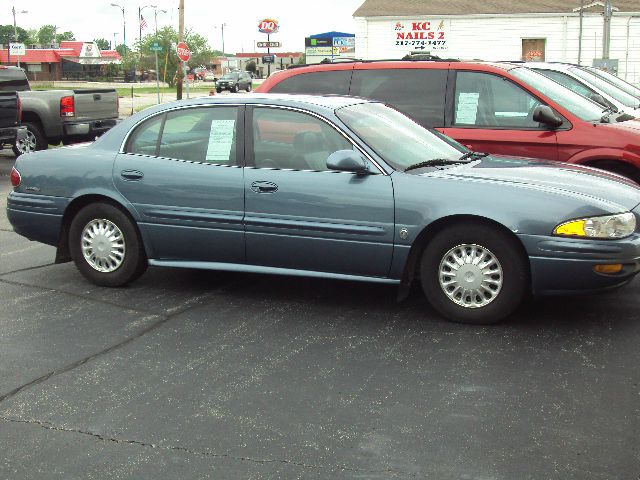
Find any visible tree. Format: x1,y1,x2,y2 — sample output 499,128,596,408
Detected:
246,60,257,74
55,31,75,43
94,38,110,50
25,29,38,46
37,25,57,45
136,26,217,87
115,44,130,57
0,25,29,45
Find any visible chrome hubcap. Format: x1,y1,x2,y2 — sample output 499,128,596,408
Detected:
81,219,126,273
16,130,37,154
439,244,503,309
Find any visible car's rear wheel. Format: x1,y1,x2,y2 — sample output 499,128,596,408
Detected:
13,122,47,156
420,222,528,324
69,202,147,287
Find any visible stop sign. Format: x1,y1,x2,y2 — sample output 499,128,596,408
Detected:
176,41,191,62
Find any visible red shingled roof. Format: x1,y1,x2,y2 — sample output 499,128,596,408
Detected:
59,41,84,56
0,49,63,63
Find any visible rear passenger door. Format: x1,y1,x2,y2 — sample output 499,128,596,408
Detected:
349,67,448,127
114,106,245,263
441,71,558,160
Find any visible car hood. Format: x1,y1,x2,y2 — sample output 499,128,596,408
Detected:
426,156,640,210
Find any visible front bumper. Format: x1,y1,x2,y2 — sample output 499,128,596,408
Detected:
519,233,640,295
63,118,118,138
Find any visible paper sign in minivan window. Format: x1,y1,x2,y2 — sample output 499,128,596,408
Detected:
206,119,235,163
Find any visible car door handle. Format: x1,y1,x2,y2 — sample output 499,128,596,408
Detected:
251,181,278,194
121,169,144,181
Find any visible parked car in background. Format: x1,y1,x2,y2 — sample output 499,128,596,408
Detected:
216,71,253,93
0,66,119,155
0,89,26,151
526,62,640,115
257,60,640,182
7,95,640,324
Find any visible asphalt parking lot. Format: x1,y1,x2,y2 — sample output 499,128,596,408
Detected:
0,150,638,479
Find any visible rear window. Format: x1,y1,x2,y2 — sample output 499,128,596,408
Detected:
0,68,30,92
269,70,352,95
349,68,447,127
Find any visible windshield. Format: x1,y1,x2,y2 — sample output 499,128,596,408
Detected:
510,67,605,121
570,67,640,108
220,73,238,80
582,66,640,99
336,103,465,171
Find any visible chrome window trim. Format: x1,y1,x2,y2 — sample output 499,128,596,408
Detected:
118,102,388,176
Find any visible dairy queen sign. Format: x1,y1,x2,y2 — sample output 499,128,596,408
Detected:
394,20,450,51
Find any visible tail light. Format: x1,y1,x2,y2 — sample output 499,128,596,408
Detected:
10,167,21,187
60,95,75,117
17,96,22,122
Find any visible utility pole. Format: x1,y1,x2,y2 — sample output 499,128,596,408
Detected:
177,0,184,100
12,6,28,68
578,0,584,65
602,0,613,59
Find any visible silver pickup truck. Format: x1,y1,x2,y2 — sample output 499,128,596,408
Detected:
0,66,119,155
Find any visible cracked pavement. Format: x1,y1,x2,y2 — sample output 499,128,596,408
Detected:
0,151,639,479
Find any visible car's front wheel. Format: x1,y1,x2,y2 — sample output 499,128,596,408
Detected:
420,222,528,324
69,202,147,287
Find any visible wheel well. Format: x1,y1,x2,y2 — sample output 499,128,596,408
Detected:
583,159,640,183
398,214,530,299
55,195,138,264
20,111,43,128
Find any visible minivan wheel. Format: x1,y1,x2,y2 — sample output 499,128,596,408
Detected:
69,203,147,287
13,122,47,156
420,223,528,324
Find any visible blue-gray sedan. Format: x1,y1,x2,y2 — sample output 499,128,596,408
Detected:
7,95,640,324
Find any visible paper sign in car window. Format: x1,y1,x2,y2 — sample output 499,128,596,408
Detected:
456,92,480,124
206,119,235,163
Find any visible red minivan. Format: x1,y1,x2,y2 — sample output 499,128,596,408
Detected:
257,61,640,182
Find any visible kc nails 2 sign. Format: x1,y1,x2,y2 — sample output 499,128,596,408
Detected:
394,20,449,51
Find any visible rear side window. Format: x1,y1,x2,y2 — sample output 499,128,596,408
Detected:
270,70,352,95
0,68,30,92
349,69,447,127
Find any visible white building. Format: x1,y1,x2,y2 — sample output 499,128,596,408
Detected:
353,0,640,85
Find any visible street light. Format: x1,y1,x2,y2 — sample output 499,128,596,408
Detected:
11,6,28,68
138,4,156,44
110,3,126,47
153,8,167,34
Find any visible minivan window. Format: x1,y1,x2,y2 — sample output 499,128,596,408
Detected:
269,71,352,95
533,70,597,99
349,69,447,127
510,67,604,122
337,102,462,171
453,71,543,128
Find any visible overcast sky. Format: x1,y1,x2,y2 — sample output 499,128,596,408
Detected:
2,0,365,53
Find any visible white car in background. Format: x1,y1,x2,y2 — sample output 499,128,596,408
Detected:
524,62,640,116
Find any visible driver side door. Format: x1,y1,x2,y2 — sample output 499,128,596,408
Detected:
441,70,559,160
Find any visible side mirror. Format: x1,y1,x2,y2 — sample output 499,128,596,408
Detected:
326,150,370,174
532,105,564,129
588,93,613,110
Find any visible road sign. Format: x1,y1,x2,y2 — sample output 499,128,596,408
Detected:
262,54,275,64
176,41,191,62
257,41,281,48
9,43,26,56
150,42,163,52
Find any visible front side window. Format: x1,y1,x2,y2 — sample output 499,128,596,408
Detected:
350,68,447,127
252,107,352,171
453,71,543,128
126,107,238,164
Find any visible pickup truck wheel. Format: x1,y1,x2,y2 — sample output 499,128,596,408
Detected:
13,122,47,156
69,202,148,287
420,223,528,325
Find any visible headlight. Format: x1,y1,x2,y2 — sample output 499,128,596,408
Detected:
554,212,636,239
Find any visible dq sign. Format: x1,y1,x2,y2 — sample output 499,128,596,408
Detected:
258,18,279,34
